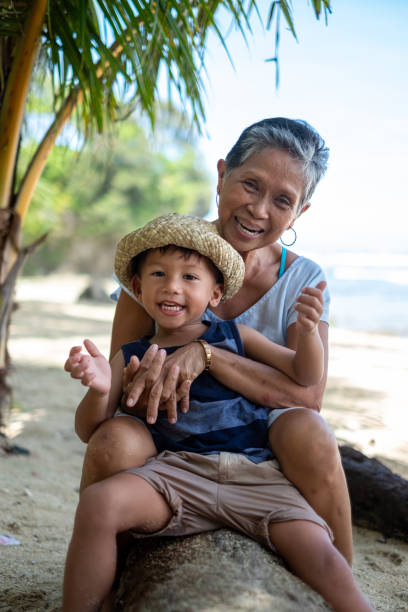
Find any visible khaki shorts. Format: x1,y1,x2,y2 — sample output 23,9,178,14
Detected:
127,451,332,551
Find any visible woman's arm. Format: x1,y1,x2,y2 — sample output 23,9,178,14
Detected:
124,321,328,419
210,321,329,412
124,343,203,423
109,289,154,359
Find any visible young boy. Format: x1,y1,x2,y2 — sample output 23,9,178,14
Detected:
63,214,372,611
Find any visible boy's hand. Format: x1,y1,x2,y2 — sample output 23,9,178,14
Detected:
64,339,111,395
294,281,326,336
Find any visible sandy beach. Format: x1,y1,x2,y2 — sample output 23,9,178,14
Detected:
1,275,407,611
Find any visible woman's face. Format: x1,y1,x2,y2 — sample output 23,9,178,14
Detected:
216,148,309,255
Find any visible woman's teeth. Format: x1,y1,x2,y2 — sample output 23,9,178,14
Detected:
237,219,262,236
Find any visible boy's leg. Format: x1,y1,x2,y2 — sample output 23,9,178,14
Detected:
268,520,373,612
63,472,172,612
268,408,353,565
80,416,157,491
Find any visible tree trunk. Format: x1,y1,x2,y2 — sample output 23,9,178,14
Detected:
0,0,47,212
0,0,48,452
0,221,22,452
0,232,48,453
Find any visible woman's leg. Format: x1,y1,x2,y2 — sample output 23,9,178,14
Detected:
268,408,353,565
63,472,172,612
268,520,373,612
80,416,157,491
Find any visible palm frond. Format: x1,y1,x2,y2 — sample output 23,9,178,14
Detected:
36,1,268,133
2,0,332,135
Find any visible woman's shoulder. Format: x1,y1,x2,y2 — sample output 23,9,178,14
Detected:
262,250,327,305
285,250,325,276
278,251,330,309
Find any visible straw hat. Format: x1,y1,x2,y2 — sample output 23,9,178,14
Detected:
114,213,245,301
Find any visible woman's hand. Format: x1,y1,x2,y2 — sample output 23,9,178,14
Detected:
123,342,205,424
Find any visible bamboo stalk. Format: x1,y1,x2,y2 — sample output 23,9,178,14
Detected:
0,0,47,209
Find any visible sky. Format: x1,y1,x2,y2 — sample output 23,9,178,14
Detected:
196,0,408,255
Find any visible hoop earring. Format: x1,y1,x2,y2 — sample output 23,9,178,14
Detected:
216,192,220,208
280,226,297,247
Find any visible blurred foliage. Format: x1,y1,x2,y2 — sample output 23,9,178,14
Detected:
20,112,211,275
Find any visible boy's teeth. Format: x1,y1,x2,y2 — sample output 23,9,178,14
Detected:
162,303,183,311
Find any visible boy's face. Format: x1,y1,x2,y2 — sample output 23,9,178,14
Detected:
132,248,223,330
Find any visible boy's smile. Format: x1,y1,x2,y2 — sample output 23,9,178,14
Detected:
159,302,185,313
132,248,223,344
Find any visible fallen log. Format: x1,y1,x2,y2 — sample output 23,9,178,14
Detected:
115,530,329,611
340,445,408,542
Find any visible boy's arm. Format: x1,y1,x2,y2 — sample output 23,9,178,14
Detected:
292,281,326,384
292,329,324,385
237,282,325,386
69,343,125,443
238,324,323,386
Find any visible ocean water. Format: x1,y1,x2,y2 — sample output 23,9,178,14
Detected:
305,251,408,336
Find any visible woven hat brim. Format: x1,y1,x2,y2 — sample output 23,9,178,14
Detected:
114,213,245,301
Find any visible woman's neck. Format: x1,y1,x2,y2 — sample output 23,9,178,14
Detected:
210,243,286,320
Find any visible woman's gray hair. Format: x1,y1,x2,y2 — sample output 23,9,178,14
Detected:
224,117,329,210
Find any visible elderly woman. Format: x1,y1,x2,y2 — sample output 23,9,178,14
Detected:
79,117,353,566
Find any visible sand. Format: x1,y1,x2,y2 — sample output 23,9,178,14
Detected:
0,275,407,611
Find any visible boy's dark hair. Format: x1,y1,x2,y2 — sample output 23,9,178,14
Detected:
130,245,224,285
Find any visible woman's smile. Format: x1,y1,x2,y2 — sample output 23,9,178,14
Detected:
234,216,264,238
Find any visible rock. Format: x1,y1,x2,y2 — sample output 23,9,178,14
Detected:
115,530,330,611
78,281,111,303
